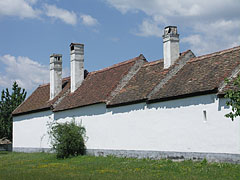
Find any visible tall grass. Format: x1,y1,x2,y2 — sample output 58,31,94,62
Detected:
0,152,240,180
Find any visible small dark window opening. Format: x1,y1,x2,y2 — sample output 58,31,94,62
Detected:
203,110,207,122
71,45,74,51
57,57,60,61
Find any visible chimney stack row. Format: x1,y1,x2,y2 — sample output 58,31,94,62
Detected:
49,26,180,100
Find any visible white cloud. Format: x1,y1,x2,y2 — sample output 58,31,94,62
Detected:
105,0,240,55
44,4,77,25
182,35,211,55
0,1,99,28
25,0,37,4
105,0,240,18
134,19,162,37
182,19,240,54
0,0,40,18
0,54,70,92
80,14,99,26
0,55,49,91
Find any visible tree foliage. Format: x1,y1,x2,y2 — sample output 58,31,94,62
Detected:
0,82,27,140
48,119,87,159
225,75,240,121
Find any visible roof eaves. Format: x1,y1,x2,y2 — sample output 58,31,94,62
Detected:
147,88,218,104
53,101,105,112
12,107,51,117
107,98,147,108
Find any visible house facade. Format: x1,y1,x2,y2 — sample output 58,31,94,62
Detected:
12,26,240,162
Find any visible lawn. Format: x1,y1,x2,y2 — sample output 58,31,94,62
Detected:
0,151,240,180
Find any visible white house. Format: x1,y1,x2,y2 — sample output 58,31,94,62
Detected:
12,26,240,162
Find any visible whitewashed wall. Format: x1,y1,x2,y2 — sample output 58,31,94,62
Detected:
55,94,240,154
13,94,240,154
13,110,53,149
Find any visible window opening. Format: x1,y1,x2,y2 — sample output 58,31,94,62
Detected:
203,110,207,122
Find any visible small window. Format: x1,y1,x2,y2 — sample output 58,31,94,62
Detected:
71,45,74,51
203,110,207,122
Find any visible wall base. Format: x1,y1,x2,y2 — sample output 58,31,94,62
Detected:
13,147,52,153
13,147,240,164
87,149,240,164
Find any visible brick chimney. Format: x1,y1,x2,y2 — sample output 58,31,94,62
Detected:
70,43,84,93
163,26,180,69
50,54,62,100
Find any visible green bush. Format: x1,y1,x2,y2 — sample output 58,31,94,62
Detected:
48,120,87,158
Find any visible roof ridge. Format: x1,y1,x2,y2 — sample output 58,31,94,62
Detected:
143,50,191,67
90,55,145,75
39,83,49,87
189,46,240,63
39,77,70,87
144,59,163,67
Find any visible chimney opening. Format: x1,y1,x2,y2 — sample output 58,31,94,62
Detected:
168,28,171,33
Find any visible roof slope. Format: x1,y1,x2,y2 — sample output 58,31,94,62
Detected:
149,46,240,101
218,75,240,95
12,78,70,115
53,55,145,112
108,50,195,106
107,60,164,106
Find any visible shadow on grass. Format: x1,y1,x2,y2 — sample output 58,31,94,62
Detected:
0,151,10,155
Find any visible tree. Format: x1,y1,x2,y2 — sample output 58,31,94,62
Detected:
0,82,27,140
225,75,240,121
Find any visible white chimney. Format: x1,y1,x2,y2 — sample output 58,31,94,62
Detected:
50,54,62,100
70,43,84,93
163,26,180,69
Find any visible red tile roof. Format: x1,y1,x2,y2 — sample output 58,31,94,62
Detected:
12,46,240,115
13,55,145,115
108,50,195,107
12,77,70,115
149,46,240,101
53,55,145,112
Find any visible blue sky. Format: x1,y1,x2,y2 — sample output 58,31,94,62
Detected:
0,0,240,95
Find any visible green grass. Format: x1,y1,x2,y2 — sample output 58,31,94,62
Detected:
1,151,240,180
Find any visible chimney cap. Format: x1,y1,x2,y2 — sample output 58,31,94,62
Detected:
163,26,179,38
50,54,62,57
70,43,84,47
164,26,177,29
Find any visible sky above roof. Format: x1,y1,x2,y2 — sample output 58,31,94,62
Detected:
0,0,240,95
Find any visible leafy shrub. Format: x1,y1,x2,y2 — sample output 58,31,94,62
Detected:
225,75,240,121
48,120,87,158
